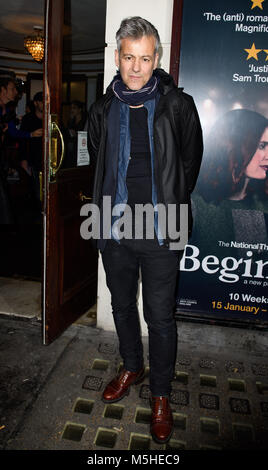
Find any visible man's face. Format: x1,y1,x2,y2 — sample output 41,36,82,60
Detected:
34,100,43,113
5,81,18,102
115,35,159,91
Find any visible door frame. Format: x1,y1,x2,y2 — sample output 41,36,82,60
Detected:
42,0,98,344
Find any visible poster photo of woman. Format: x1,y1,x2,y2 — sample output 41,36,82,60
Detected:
192,109,268,253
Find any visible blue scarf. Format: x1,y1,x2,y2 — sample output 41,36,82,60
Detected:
110,70,159,106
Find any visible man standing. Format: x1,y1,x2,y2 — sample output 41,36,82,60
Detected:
88,17,203,444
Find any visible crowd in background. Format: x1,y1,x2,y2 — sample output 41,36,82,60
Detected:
0,74,43,224
0,73,87,224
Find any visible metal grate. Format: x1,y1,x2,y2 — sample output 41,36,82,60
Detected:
57,346,268,450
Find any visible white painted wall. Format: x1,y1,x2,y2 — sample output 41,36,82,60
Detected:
96,0,174,333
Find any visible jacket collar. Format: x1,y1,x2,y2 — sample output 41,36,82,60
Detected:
155,68,177,95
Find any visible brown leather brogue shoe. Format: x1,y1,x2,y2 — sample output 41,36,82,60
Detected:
102,367,145,403
150,396,173,444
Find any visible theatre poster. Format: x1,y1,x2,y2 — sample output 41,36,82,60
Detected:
174,0,268,326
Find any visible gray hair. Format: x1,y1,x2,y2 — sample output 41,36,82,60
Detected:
116,16,160,55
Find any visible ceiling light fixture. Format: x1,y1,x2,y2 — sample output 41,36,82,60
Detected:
24,26,44,63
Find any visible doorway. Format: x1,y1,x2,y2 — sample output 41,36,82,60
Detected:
0,0,107,338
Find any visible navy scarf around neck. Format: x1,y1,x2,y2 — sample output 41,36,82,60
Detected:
110,70,160,106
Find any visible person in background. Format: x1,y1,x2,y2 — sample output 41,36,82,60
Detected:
0,77,43,222
0,77,42,141
19,91,43,214
62,100,87,168
26,100,35,115
67,100,87,135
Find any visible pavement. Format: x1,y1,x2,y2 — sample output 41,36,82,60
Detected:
0,313,268,451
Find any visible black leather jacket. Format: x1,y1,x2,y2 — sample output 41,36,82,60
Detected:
88,68,203,245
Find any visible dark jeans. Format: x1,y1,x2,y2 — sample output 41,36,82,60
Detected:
101,237,180,396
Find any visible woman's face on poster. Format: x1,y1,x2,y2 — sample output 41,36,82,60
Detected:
245,127,268,180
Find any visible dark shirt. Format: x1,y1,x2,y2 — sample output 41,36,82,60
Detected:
0,105,31,140
19,112,42,171
126,106,152,208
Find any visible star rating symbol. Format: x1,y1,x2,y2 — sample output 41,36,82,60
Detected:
251,0,265,9
244,43,262,60
264,50,268,61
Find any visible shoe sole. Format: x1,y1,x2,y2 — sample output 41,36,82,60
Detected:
150,427,173,444
101,371,145,404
